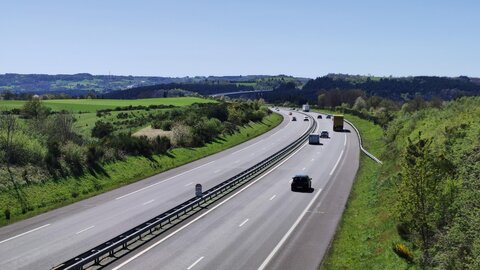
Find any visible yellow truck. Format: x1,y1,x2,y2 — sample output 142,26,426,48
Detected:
333,115,344,131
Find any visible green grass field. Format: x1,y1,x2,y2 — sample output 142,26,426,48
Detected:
0,97,215,112
0,113,283,226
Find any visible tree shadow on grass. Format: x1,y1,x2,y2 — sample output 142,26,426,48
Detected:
164,151,176,159
212,137,226,143
87,162,110,179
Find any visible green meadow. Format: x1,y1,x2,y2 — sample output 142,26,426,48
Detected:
0,97,215,112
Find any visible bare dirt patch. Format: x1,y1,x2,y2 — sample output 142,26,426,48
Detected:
133,126,172,139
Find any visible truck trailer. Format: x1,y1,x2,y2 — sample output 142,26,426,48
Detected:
333,115,344,131
308,133,320,144
302,104,310,112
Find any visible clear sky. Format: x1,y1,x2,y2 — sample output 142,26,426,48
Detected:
1,0,479,78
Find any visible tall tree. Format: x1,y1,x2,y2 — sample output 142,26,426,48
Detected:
21,97,50,120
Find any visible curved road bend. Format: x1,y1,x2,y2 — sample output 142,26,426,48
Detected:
0,109,310,270
108,112,360,270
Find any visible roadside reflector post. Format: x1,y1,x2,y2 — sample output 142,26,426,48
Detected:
195,184,203,198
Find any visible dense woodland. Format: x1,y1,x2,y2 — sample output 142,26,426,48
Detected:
0,73,305,96
262,75,480,105
102,82,255,99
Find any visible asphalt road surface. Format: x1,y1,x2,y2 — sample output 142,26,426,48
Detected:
107,111,360,270
0,109,311,270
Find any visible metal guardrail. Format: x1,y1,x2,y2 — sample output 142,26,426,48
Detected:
344,119,382,164
52,112,316,270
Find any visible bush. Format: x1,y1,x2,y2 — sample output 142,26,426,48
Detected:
191,117,224,146
0,130,46,166
21,98,51,119
152,119,173,131
171,124,193,147
116,112,129,119
222,121,238,135
106,133,153,156
152,136,171,154
86,144,104,165
61,142,86,175
392,243,414,263
92,121,114,138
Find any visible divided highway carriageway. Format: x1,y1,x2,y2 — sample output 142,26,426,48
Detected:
0,108,360,270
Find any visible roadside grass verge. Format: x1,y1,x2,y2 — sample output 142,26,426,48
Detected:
0,113,282,226
315,110,413,270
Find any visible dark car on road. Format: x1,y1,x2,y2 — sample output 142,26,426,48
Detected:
326,115,332,119
291,174,312,192
320,131,329,138
317,115,322,119
292,116,297,121
303,116,309,121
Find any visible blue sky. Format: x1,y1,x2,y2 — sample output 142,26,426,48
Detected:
1,0,479,78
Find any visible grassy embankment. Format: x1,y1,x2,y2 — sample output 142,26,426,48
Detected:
315,109,412,269
320,97,479,269
0,112,283,226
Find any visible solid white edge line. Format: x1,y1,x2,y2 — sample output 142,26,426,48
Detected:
329,150,344,176
238,219,249,227
75,225,95,235
0,224,51,244
257,188,323,270
115,161,215,200
186,256,204,270
142,199,155,206
111,141,309,270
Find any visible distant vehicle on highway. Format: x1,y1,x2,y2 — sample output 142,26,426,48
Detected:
303,116,309,121
292,116,297,121
326,115,332,119
308,133,320,144
302,104,310,112
317,115,322,119
291,174,312,192
320,131,329,138
333,115,344,131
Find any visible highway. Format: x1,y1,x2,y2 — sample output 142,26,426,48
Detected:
107,112,360,270
0,109,311,270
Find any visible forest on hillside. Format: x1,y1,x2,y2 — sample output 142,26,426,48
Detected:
263,75,480,105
